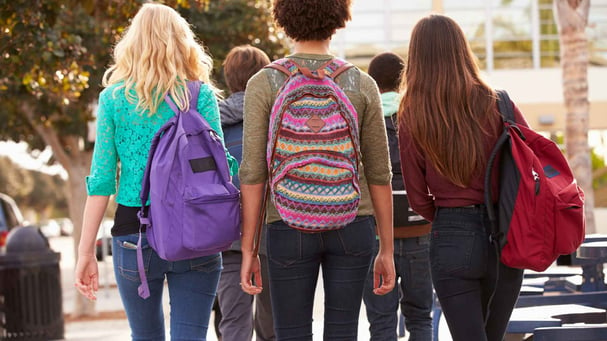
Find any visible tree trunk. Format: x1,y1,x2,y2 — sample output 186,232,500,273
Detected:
20,102,98,316
554,0,594,234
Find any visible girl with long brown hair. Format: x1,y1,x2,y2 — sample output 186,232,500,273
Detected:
399,14,527,340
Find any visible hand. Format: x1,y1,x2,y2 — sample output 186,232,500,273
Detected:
74,254,99,301
240,251,263,295
372,250,396,295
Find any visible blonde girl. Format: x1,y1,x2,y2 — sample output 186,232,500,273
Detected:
75,4,236,339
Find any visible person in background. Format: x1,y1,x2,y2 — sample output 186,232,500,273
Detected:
217,44,275,341
398,14,526,341
74,3,237,340
363,52,433,341
239,0,396,339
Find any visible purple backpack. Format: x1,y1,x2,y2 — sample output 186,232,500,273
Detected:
136,81,240,299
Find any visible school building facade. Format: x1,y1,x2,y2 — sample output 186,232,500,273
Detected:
330,0,607,134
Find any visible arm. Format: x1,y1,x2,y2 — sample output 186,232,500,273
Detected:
239,183,265,295
84,91,118,197
239,71,273,295
75,195,109,300
398,120,436,221
359,75,395,294
197,84,239,176
368,184,396,295
75,90,117,300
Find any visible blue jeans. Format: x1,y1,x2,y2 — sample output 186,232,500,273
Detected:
431,207,523,341
266,216,375,341
363,236,433,341
113,233,222,341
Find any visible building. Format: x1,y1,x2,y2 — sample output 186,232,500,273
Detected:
330,0,607,134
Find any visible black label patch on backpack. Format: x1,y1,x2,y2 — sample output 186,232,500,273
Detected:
189,157,216,173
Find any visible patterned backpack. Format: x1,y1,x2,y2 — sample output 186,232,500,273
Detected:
266,58,361,231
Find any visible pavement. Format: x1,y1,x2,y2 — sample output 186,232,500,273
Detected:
26,208,607,341
53,207,607,340
51,236,394,341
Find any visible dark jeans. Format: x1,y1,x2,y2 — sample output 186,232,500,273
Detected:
363,236,433,341
431,207,523,341
266,216,375,341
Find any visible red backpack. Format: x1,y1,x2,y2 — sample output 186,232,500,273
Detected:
484,90,585,272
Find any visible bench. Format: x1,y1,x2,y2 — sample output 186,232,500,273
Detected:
506,304,606,340
524,266,583,279
533,324,607,341
515,290,607,309
504,291,607,340
519,285,544,296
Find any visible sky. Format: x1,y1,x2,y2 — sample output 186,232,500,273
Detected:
0,141,67,179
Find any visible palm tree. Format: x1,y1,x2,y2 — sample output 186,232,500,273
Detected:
554,0,594,233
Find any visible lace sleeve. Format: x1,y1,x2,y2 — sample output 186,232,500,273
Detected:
197,84,239,176
85,91,118,196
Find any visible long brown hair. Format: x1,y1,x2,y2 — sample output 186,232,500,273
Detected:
399,14,499,187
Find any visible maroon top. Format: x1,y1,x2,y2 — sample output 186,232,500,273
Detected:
398,100,529,222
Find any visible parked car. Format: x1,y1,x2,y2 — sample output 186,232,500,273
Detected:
39,219,62,238
96,219,113,260
56,218,74,236
0,193,26,247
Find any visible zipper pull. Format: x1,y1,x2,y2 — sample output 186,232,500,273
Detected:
532,169,540,194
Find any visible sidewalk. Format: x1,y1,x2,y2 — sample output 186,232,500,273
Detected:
53,237,389,340
54,209,607,340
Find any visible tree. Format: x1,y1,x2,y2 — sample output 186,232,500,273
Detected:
554,0,594,233
0,0,286,317
184,0,288,92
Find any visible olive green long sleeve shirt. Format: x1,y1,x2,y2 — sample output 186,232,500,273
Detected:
240,53,392,223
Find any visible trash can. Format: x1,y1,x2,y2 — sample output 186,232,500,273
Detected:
0,226,64,340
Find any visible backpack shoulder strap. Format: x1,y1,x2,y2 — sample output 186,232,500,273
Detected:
321,58,355,80
187,81,202,110
496,89,516,123
484,91,514,246
266,58,354,81
163,81,203,115
265,58,298,76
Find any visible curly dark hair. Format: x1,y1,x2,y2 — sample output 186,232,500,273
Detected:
368,52,405,93
272,0,352,41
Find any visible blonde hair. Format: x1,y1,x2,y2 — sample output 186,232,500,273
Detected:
102,3,217,115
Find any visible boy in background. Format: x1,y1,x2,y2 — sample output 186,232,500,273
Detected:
363,52,433,341
217,45,275,341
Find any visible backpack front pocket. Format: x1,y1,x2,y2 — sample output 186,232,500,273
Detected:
182,187,241,253
271,151,360,231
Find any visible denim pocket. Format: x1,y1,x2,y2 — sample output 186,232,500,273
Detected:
115,235,153,282
267,222,302,267
337,216,374,257
430,229,485,278
406,248,431,291
189,254,222,273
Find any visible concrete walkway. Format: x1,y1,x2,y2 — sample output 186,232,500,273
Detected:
56,208,607,340
54,237,385,340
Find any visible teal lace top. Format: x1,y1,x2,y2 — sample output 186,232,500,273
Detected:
86,82,238,207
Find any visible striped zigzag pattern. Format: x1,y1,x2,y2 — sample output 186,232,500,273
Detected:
267,58,361,231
